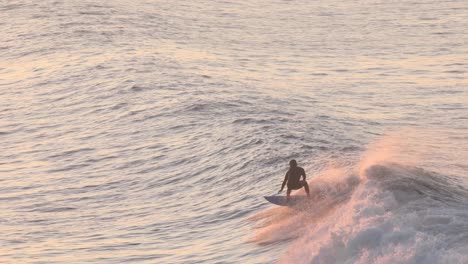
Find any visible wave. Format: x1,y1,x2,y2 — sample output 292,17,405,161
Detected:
250,162,468,264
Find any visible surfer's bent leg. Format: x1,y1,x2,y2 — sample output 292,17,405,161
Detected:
302,181,310,197
286,189,291,201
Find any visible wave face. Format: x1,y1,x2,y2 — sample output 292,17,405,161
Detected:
252,161,468,264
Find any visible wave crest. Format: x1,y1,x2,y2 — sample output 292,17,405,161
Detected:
251,162,468,264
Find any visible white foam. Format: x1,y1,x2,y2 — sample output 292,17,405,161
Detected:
252,162,468,264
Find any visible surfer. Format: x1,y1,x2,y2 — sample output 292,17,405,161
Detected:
278,159,310,199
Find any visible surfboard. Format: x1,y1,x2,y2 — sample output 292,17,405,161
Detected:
264,195,309,206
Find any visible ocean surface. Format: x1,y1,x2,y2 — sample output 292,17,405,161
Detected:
1,0,467,263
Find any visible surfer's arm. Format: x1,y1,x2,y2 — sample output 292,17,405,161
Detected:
302,168,306,181
279,172,288,193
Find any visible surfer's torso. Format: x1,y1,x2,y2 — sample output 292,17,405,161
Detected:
286,166,306,189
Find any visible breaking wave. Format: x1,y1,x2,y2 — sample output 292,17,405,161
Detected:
251,160,468,264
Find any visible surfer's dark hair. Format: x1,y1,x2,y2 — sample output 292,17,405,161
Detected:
289,159,297,167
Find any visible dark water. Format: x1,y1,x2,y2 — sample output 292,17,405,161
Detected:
1,0,467,263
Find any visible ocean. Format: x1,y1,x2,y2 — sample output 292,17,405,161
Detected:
1,0,467,263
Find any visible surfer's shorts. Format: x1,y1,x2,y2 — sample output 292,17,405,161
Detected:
287,180,306,190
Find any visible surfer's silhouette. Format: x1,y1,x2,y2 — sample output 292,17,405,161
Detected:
278,160,310,199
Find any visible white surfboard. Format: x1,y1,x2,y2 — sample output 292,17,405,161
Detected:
264,195,309,206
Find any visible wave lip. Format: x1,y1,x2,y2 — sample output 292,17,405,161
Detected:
253,163,468,264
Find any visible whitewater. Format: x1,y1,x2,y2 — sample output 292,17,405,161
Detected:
251,132,468,263
1,0,467,263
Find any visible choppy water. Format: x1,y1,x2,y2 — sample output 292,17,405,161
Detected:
1,0,467,263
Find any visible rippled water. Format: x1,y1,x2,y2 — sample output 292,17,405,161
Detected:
1,0,467,263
